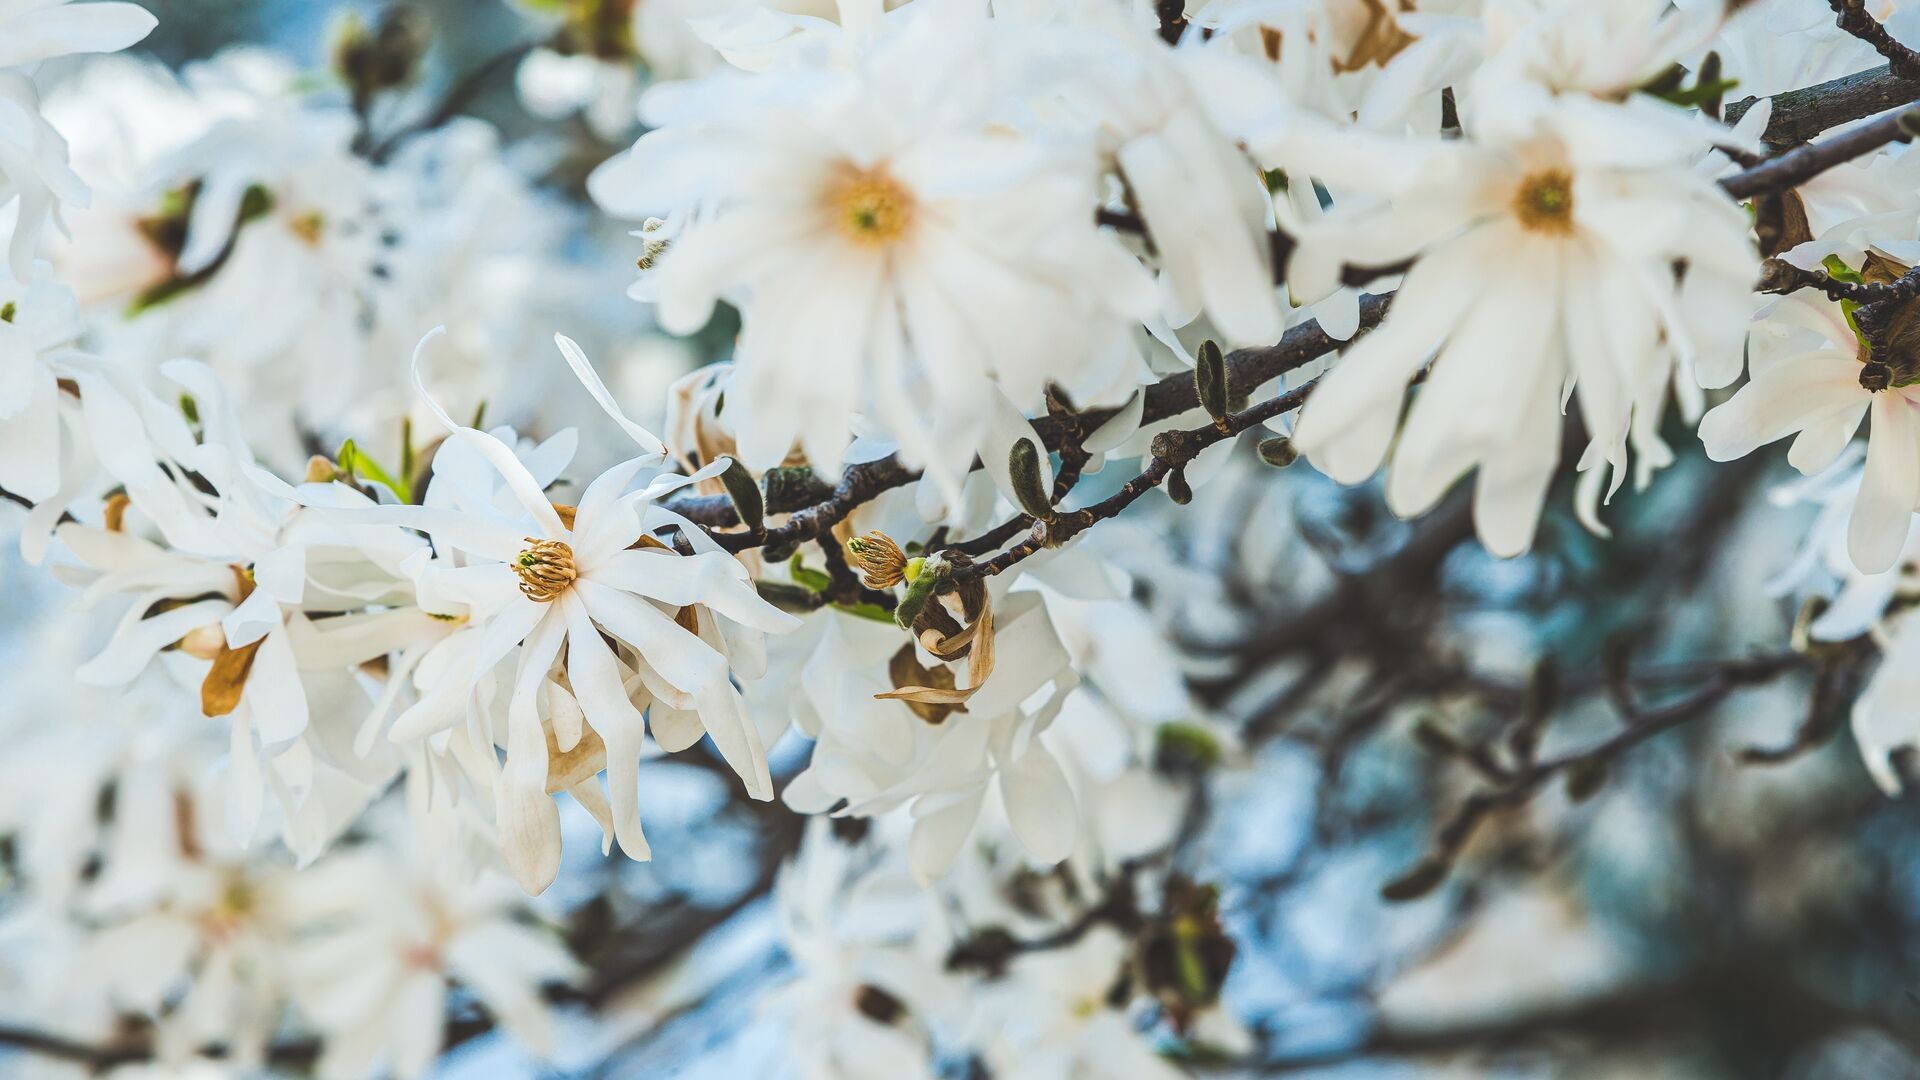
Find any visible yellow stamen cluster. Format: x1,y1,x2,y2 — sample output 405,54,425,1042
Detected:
515,538,577,602
1513,170,1576,235
826,165,914,246
636,217,672,271
848,531,908,589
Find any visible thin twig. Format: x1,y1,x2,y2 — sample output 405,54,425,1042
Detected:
1828,0,1920,81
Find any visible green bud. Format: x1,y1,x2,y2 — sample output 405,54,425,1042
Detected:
1008,438,1054,520
1380,858,1449,902
333,6,428,98
1166,467,1193,506
1155,722,1223,774
1195,339,1228,424
718,457,765,533
1565,758,1607,802
1256,437,1298,467
893,556,950,630
1411,719,1461,757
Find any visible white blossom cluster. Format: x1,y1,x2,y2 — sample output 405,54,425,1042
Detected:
4,0,1920,1075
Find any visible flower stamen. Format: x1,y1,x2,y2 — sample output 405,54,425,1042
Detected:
515,538,577,602
826,165,914,246
848,531,908,589
1513,170,1575,235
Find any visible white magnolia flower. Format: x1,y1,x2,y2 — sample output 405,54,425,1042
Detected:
0,0,156,279
1470,0,1729,134
589,1,1155,499
1056,8,1286,347
1699,292,1920,573
1283,98,1756,555
1191,0,1482,129
332,331,800,893
1853,609,1920,795
982,927,1185,1080
284,851,579,1080
0,271,86,507
785,591,1080,883
765,820,947,1080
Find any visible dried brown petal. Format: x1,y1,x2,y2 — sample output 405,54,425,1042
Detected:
201,637,264,717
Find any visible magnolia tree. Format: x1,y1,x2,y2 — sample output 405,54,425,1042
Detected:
7,0,1920,1076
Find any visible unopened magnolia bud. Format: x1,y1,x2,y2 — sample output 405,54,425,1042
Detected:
718,458,765,534
1195,339,1228,425
1256,437,1298,467
1166,467,1193,505
1380,858,1449,902
1565,758,1608,802
333,7,427,98
1008,438,1054,520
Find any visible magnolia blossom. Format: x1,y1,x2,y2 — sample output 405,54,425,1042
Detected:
0,0,156,278
1699,292,1920,573
0,272,85,503
765,820,946,1080
284,851,579,1080
1192,0,1482,129
1851,609,1920,795
785,591,1080,883
330,332,800,893
1048,7,1285,347
1283,97,1756,555
589,1,1154,499
982,927,1185,1080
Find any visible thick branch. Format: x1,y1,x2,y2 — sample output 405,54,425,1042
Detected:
1721,104,1920,199
1726,64,1920,145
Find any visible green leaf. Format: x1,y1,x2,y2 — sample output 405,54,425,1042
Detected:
788,552,832,594
1823,255,1872,354
1155,722,1223,773
832,601,896,623
337,438,408,502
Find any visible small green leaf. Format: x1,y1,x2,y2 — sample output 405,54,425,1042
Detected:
833,601,896,624
893,556,949,630
787,552,832,594
1155,722,1223,773
337,438,408,502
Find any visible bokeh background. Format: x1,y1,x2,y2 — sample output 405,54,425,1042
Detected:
3,2,1918,1079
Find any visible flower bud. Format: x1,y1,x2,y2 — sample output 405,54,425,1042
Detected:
1195,339,1229,427
1008,438,1054,520
1256,437,1298,467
